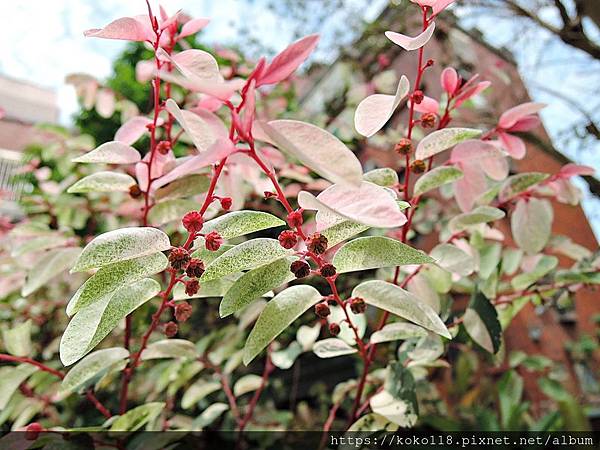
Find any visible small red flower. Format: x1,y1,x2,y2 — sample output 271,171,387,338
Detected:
205,231,223,251
165,321,178,337
182,211,204,233
349,297,366,314
220,197,233,210
169,247,191,270
25,423,43,441
185,279,200,296
185,258,205,278
411,159,427,174
329,322,341,336
287,210,303,228
290,260,311,278
129,184,142,199
175,301,193,322
156,140,172,155
420,112,436,128
394,138,413,156
411,90,424,104
314,301,331,318
278,230,298,249
320,263,336,278
307,233,328,255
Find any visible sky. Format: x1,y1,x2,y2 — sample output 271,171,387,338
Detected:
1,0,599,237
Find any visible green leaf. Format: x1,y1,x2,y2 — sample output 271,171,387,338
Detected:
181,381,221,409
320,220,369,248
154,174,210,201
67,171,136,194
68,253,167,317
72,227,170,273
415,128,482,160
413,166,463,197
511,255,558,291
233,374,263,396
463,292,502,353
141,339,198,360
219,257,295,317
498,371,524,429
201,238,292,283
478,242,502,280
370,322,428,344
347,413,398,432
554,270,600,285
202,210,286,240
2,320,32,357
363,168,399,187
313,338,357,358
193,403,228,430
333,237,433,273
148,199,199,226
271,341,303,370
430,243,475,277
22,247,81,296
511,198,553,255
72,141,141,164
448,206,505,232
0,364,38,410
110,402,165,431
500,172,549,201
501,248,523,276
61,347,129,394
60,278,160,366
386,361,418,416
11,235,71,258
352,280,451,339
243,285,322,365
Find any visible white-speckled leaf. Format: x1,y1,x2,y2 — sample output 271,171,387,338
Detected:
413,166,463,197
320,220,370,248
352,280,451,339
202,210,285,240
60,278,160,365
148,199,200,226
499,172,549,202
110,402,165,431
181,381,221,409
141,339,198,360
243,285,322,365
448,206,505,232
369,390,417,427
154,174,210,201
511,198,553,255
363,168,399,187
72,227,170,272
219,257,295,317
0,364,38,410
201,238,292,283
61,347,129,393
173,275,240,300
313,338,357,358
1,320,32,357
415,128,482,160
67,171,136,193
370,322,428,344
73,141,141,164
22,247,81,296
233,374,263,397
430,243,475,276
333,237,433,273
260,119,363,185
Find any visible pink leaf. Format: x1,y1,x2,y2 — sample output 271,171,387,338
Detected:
258,34,320,86
135,149,176,191
354,76,410,137
385,22,435,51
115,116,153,145
498,131,526,159
166,99,227,152
453,163,487,212
178,18,210,39
441,67,459,95
451,140,508,181
159,71,243,101
558,163,595,178
84,16,154,42
95,89,115,119
498,102,546,129
135,60,155,83
432,0,456,15
151,138,235,191
507,116,541,132
411,96,440,114
164,49,222,83
240,80,256,139
453,81,490,108
298,182,407,229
